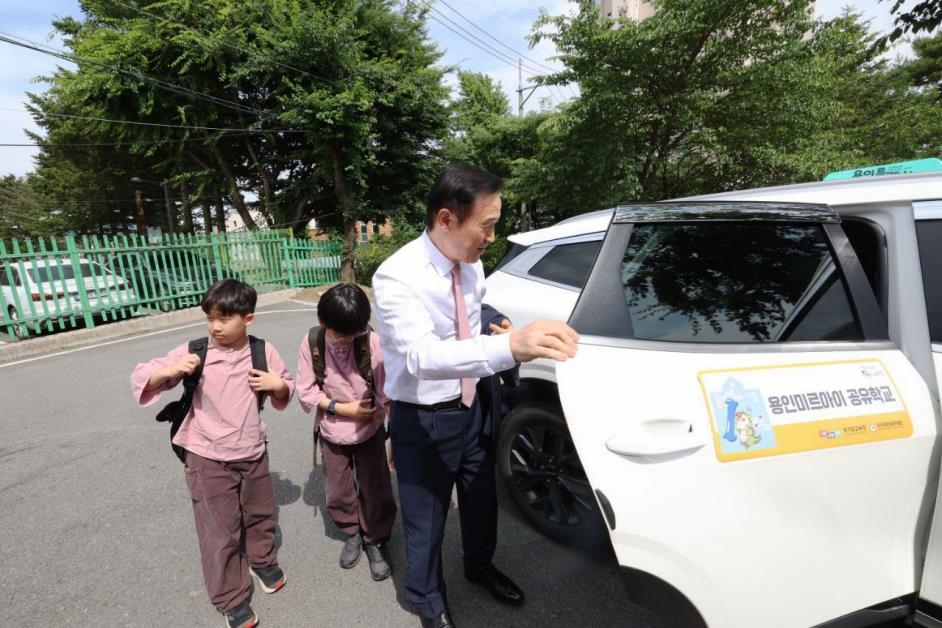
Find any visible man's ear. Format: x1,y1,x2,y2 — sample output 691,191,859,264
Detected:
244,312,256,327
436,207,455,231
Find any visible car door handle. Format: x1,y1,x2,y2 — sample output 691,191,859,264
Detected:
605,419,707,457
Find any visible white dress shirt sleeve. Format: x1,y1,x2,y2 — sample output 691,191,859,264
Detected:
373,269,515,382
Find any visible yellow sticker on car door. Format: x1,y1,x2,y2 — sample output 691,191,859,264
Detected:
698,359,911,462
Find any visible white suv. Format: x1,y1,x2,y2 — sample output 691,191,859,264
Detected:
485,166,942,628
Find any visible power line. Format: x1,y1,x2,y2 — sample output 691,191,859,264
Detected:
3,108,305,133
0,131,278,147
427,8,546,77
434,0,558,74
0,32,278,122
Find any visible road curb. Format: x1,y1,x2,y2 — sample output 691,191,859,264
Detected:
0,288,300,365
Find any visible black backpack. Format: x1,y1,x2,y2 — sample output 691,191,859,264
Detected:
307,326,374,403
155,335,267,463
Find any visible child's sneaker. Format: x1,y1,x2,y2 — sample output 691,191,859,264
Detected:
364,542,392,581
224,599,258,628
250,563,286,593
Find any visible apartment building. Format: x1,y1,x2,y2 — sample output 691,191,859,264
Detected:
597,0,816,22
597,0,656,21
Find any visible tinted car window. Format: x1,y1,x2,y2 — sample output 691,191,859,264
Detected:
528,241,602,288
916,219,942,343
621,223,861,343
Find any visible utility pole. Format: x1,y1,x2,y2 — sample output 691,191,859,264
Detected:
516,58,538,117
516,58,537,231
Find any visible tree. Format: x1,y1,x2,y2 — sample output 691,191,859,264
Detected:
879,0,942,44
0,174,64,239
28,0,449,281
905,31,942,98
532,0,842,210
810,11,942,171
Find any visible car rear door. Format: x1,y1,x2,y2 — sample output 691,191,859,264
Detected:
556,202,937,628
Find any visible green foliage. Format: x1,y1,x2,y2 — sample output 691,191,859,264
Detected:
880,0,942,45
906,31,942,98
0,174,66,238
353,224,421,286
27,0,449,280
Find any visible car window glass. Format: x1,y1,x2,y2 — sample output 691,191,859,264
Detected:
842,218,885,313
528,241,602,288
32,263,72,282
916,219,942,343
620,223,861,343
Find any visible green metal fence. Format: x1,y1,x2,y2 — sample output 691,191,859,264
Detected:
0,232,341,341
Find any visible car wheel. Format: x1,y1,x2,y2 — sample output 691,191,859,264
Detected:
497,404,607,548
6,306,29,340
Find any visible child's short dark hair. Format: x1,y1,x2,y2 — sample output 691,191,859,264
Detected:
201,279,257,316
317,283,371,335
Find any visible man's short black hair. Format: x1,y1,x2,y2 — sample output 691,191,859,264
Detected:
426,165,503,229
317,283,371,335
201,279,257,316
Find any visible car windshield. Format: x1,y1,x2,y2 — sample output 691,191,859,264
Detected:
620,222,861,343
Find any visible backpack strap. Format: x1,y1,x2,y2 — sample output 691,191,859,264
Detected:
308,325,375,403
183,337,208,395
308,326,327,390
248,335,267,412
170,337,208,463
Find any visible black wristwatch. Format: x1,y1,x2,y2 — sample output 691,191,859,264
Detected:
326,400,337,415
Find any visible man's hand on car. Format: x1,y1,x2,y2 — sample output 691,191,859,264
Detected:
509,319,579,363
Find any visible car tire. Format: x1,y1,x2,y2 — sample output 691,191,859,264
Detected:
6,306,29,340
497,404,607,548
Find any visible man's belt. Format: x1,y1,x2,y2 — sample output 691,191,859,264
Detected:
395,397,466,412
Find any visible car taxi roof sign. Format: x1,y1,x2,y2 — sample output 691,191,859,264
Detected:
823,158,942,181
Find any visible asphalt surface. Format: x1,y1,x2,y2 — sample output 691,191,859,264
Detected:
0,295,666,627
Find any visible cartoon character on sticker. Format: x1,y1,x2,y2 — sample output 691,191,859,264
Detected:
710,377,776,454
735,411,762,448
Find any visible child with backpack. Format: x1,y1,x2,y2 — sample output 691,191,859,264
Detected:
296,283,396,581
130,279,294,628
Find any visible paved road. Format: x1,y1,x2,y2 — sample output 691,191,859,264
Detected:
0,300,665,627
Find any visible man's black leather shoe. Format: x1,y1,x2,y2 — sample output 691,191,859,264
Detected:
419,608,455,628
464,564,525,606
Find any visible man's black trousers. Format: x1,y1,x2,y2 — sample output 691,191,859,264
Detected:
389,397,498,619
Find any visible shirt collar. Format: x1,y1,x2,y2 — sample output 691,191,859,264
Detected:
422,230,458,277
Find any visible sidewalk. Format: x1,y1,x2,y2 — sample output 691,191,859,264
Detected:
0,288,304,365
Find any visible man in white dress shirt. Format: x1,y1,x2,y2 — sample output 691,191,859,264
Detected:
372,165,579,628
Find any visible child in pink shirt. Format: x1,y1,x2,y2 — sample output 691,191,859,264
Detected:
296,283,396,581
131,279,294,628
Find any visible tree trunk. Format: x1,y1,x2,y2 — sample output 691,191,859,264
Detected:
202,196,213,235
181,181,194,234
244,138,274,224
209,144,256,231
328,142,358,284
290,195,309,236
214,193,226,234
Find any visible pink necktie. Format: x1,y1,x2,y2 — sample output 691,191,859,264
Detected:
451,264,476,407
